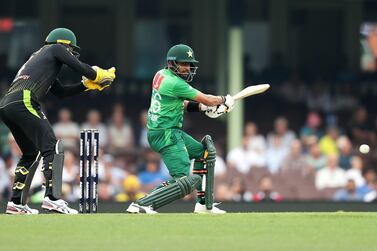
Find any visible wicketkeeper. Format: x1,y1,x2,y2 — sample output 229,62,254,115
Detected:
127,44,234,214
1,28,116,214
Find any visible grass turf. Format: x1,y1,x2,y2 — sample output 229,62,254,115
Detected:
0,213,376,251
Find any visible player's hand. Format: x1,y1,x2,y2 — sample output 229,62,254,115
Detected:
223,94,235,112
202,105,226,118
92,66,116,84
82,76,111,91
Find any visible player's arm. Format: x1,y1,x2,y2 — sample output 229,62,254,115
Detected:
50,78,86,98
193,91,224,106
51,44,116,89
51,44,97,80
194,91,234,113
176,81,234,114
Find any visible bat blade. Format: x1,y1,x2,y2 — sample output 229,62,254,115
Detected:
232,84,270,101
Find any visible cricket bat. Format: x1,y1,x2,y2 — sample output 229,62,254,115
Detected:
232,84,270,101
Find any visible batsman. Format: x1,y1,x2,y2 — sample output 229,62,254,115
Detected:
127,44,234,214
1,28,116,214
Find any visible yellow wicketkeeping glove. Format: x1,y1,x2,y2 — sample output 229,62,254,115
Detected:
93,66,116,84
83,66,116,91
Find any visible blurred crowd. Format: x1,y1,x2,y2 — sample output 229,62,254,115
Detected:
219,113,377,203
0,101,376,204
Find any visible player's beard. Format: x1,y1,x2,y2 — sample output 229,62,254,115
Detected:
168,61,198,82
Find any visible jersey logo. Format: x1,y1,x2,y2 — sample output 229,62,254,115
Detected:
152,72,164,90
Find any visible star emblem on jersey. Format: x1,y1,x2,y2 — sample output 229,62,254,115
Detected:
187,50,193,58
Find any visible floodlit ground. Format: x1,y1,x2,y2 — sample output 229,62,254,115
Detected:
0,213,376,251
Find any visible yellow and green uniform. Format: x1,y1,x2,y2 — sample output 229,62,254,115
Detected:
147,68,206,187
0,42,94,204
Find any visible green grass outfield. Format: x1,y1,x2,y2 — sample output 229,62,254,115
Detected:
1,213,376,251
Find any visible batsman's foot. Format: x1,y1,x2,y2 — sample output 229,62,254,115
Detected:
126,202,157,214
42,197,78,214
5,201,39,215
194,202,226,214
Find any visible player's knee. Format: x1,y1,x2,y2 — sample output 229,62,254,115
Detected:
20,152,40,162
201,135,216,161
176,174,202,195
42,140,63,160
191,174,202,185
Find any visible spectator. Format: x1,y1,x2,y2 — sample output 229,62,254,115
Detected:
300,111,323,146
215,184,232,202
333,179,363,201
108,105,134,153
337,136,354,170
82,110,108,148
345,156,365,188
319,126,339,156
228,177,249,202
115,175,145,202
214,156,227,177
53,108,80,151
267,117,296,151
357,169,376,197
213,144,227,177
266,135,288,173
253,176,282,202
305,143,327,171
98,154,126,200
227,136,259,174
244,122,267,153
62,150,79,202
315,154,347,190
363,180,377,202
281,140,308,173
138,151,167,190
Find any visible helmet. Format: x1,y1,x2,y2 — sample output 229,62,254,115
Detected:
167,44,198,63
166,44,198,82
45,28,80,50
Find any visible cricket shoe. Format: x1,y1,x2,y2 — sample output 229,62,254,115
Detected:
5,201,39,215
42,197,78,214
126,202,157,214
194,202,226,214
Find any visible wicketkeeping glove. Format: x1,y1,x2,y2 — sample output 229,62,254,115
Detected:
83,67,116,91
82,77,108,91
92,66,116,84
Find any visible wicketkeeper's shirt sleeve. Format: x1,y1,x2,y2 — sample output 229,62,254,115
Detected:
51,44,97,80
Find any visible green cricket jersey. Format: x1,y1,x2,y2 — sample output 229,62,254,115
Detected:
147,69,199,130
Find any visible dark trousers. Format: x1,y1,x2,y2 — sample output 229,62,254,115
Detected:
0,90,57,201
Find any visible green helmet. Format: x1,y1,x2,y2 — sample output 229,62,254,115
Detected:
45,28,80,50
166,44,198,82
166,44,198,63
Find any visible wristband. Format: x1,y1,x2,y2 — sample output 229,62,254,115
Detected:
187,101,201,112
221,96,226,104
